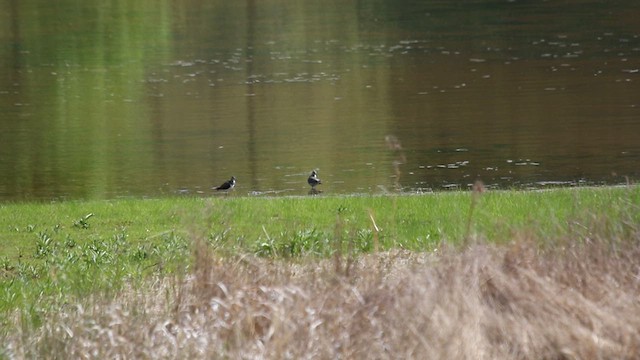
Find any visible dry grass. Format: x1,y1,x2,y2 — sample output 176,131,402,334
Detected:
4,226,640,360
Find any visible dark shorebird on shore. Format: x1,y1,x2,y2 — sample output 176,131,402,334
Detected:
307,170,322,189
214,176,236,191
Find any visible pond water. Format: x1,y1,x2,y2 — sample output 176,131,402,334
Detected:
1,0,639,200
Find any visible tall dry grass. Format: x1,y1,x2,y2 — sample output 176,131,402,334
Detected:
4,224,640,360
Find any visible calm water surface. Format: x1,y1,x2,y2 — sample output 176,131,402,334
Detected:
1,0,639,200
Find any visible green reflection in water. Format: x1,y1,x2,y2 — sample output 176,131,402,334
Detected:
1,0,172,199
1,0,639,200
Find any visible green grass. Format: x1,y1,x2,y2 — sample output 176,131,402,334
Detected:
0,186,638,309
1,186,640,357
2,186,639,261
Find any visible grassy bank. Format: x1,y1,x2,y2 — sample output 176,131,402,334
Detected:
1,186,640,358
2,186,639,258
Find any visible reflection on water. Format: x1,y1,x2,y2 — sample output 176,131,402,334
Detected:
0,0,639,200
385,135,406,192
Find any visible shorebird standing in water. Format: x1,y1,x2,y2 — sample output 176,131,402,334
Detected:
214,176,236,191
308,170,322,189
